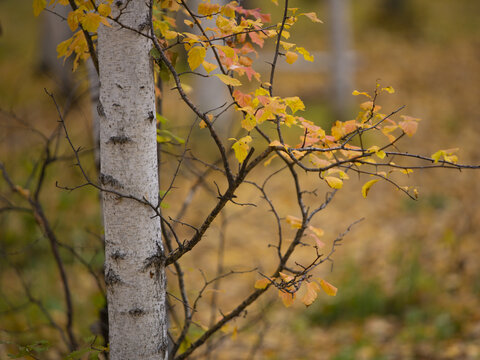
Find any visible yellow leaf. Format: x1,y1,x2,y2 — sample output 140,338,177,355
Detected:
67,10,81,32
280,41,295,50
381,86,395,94
285,51,298,64
300,12,323,23
214,74,242,87
327,168,349,180
414,188,419,199
98,3,111,17
231,326,238,340
431,148,459,164
284,114,296,127
188,46,206,71
352,90,371,98
56,37,73,59
198,2,220,17
286,215,302,229
309,154,331,168
254,278,270,289
361,179,379,198
320,279,337,296
367,145,386,159
80,12,100,32
278,290,295,307
284,96,305,113
325,176,343,189
202,61,217,73
215,44,235,58
231,135,252,163
33,0,46,16
241,113,256,131
295,47,314,62
301,281,320,307
309,226,324,238
199,120,207,129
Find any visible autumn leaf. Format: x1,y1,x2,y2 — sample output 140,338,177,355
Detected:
81,12,109,33
202,61,217,73
230,136,252,163
233,90,252,107
286,215,303,229
241,113,256,131
352,90,372,98
33,0,46,16
198,2,220,17
214,74,242,87
319,279,337,296
188,46,206,71
279,272,294,282
361,179,379,198
278,290,295,307
285,51,298,64
300,12,323,23
280,41,295,50
381,86,395,94
431,148,459,164
215,44,235,59
325,176,343,189
301,281,320,307
309,226,324,238
367,145,386,159
98,3,111,17
67,10,81,31
254,278,270,289
295,47,314,62
399,115,421,137
284,96,305,114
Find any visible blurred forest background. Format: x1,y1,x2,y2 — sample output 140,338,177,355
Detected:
1,0,480,359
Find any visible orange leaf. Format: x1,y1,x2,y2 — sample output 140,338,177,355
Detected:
254,278,270,289
320,279,337,296
285,51,298,64
301,281,320,306
399,120,418,137
278,290,295,307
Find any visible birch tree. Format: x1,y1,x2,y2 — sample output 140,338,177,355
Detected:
97,1,167,358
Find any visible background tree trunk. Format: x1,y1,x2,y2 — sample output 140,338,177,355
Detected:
97,1,168,359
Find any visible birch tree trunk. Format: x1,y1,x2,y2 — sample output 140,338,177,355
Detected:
97,1,168,359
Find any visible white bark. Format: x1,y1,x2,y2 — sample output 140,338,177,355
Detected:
97,1,168,359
